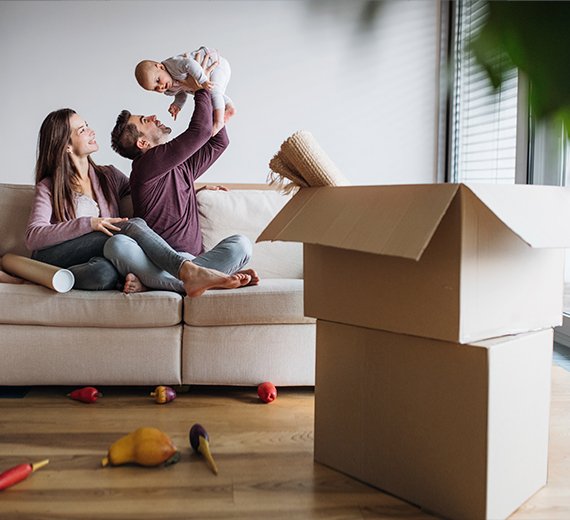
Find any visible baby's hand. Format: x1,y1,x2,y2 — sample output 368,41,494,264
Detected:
168,103,181,120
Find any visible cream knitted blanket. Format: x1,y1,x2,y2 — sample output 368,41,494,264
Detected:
268,130,350,193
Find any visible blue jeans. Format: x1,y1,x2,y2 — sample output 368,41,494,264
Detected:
103,223,252,293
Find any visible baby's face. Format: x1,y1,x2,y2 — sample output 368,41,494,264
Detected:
144,64,173,93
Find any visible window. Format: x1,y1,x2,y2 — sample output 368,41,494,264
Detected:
449,0,519,184
529,117,569,186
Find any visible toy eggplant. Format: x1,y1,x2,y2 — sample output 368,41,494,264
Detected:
101,427,180,467
189,423,218,475
150,385,176,404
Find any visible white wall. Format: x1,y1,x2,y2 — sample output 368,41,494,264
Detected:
0,0,440,186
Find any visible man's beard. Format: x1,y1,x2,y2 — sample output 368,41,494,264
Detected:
151,125,172,145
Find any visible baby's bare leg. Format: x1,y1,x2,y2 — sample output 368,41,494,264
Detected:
212,108,226,136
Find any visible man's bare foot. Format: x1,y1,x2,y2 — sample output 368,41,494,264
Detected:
180,261,251,297
224,105,236,123
237,268,260,286
0,270,24,285
123,273,147,294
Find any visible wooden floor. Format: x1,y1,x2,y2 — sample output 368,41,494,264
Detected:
0,367,569,519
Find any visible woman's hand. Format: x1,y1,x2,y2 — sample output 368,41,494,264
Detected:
91,217,128,237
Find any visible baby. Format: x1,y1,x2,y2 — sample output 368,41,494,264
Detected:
135,46,235,135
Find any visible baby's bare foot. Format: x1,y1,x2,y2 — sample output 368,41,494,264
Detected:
123,273,147,294
180,261,251,297
237,268,260,286
224,105,236,123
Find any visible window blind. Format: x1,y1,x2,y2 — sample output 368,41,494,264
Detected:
450,0,518,184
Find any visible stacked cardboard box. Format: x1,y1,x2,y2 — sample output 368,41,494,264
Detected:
259,183,570,519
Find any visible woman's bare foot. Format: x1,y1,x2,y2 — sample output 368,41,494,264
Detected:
180,261,251,297
123,273,147,294
0,270,24,285
237,268,260,286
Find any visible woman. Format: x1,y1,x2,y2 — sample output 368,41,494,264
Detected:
25,108,251,296
26,108,130,290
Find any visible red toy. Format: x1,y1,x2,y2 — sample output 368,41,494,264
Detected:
67,386,102,403
257,382,277,403
0,460,49,491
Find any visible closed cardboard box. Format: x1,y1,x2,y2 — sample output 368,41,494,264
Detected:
314,320,552,520
258,183,570,343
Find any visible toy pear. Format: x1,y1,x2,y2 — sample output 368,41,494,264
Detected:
101,427,180,467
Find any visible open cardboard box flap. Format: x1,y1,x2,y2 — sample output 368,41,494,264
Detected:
258,183,570,260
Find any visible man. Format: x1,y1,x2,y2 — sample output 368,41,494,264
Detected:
110,55,258,294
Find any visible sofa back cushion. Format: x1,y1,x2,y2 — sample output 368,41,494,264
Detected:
197,189,303,279
0,184,34,257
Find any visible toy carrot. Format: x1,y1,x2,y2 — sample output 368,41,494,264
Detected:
0,459,49,490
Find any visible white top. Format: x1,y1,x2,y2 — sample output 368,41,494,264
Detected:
74,193,100,218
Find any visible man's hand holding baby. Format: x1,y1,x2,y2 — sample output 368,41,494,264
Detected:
180,53,218,94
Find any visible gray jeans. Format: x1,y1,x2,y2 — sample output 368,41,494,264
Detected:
103,218,252,293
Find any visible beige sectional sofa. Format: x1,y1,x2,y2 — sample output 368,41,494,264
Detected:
0,183,315,387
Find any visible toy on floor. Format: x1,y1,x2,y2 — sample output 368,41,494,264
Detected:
189,423,218,475
67,386,102,403
150,385,177,404
101,427,180,467
0,459,49,490
257,382,277,403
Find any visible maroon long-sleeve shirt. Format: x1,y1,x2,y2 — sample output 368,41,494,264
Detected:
129,89,229,255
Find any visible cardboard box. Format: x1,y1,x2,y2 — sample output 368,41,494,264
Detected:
314,320,552,520
258,183,570,343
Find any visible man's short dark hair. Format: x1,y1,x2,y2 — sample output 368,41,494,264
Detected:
111,110,143,160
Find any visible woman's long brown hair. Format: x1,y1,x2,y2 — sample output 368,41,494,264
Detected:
35,108,113,222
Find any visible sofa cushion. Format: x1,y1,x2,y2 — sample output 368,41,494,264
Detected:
0,284,183,327
0,324,182,385
0,184,34,257
197,189,303,279
182,323,316,386
184,278,314,326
